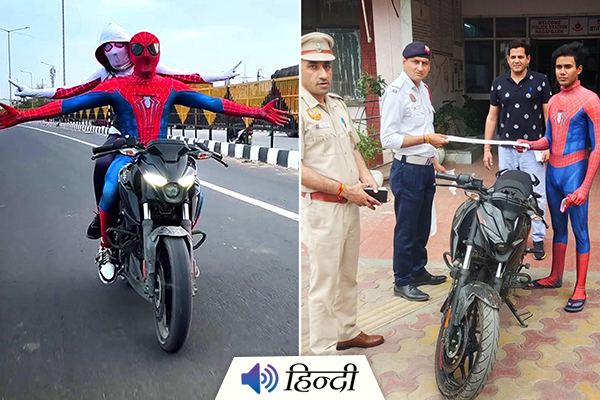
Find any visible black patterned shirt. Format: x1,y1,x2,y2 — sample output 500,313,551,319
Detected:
490,68,552,141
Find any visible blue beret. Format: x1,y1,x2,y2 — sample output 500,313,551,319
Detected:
402,42,431,59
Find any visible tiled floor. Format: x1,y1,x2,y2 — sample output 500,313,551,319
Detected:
301,156,600,399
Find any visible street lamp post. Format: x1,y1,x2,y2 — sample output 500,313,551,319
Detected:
0,26,30,103
20,69,33,88
20,69,34,108
41,61,56,87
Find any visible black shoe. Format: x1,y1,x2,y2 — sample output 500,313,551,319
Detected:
87,213,101,240
533,241,546,260
412,271,447,286
394,283,430,301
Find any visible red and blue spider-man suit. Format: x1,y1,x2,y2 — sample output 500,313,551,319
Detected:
0,31,287,248
519,80,600,310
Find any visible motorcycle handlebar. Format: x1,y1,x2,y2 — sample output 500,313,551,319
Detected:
92,137,126,154
435,172,487,191
435,172,459,181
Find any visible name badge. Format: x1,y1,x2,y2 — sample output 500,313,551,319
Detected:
307,107,321,120
315,122,331,129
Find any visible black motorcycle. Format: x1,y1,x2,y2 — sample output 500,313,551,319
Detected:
91,137,227,353
433,170,546,399
227,125,253,145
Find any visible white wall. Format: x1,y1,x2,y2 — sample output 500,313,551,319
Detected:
371,0,464,110
371,0,410,84
462,0,600,17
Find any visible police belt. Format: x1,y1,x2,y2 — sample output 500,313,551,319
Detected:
395,154,435,166
301,191,348,204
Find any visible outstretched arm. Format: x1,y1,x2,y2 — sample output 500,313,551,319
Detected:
157,61,240,84
0,91,113,129
174,89,288,125
10,68,106,99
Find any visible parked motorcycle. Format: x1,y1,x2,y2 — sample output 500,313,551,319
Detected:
91,137,227,353
433,170,546,399
227,125,253,145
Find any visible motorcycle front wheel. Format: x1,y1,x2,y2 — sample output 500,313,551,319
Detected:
153,236,193,353
435,298,499,400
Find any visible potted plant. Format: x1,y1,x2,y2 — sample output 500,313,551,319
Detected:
356,72,387,98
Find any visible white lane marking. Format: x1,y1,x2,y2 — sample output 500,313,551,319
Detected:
199,180,299,221
25,125,96,147
22,125,299,221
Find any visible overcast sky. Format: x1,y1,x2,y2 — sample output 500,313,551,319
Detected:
0,0,299,101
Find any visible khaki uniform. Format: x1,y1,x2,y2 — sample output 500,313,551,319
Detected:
301,87,362,354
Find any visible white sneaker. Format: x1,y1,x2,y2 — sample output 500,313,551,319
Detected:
96,246,117,284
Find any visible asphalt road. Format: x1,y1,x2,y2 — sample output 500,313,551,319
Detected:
0,124,299,400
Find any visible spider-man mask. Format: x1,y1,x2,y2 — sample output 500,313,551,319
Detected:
129,32,160,78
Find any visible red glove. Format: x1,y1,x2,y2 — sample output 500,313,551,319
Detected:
0,103,24,129
569,187,589,207
222,98,289,126
514,139,530,153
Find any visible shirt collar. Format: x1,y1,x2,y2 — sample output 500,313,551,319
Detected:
401,70,419,90
301,86,323,109
505,67,533,82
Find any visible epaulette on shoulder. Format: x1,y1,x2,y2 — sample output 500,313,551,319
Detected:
387,81,405,94
328,93,344,100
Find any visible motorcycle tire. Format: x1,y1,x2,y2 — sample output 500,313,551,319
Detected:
435,298,499,400
153,236,193,353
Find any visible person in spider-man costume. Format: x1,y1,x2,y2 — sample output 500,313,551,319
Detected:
516,42,600,312
10,22,240,240
0,31,288,284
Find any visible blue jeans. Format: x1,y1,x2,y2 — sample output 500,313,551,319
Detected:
389,158,436,286
497,147,547,242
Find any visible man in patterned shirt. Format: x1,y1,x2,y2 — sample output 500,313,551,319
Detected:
516,42,600,312
483,40,552,260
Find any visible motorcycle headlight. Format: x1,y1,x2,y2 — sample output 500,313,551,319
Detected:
178,173,196,188
495,243,510,254
164,183,180,198
144,172,168,187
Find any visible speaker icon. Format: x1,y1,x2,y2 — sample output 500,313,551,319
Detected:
241,363,279,394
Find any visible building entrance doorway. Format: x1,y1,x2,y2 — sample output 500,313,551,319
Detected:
531,38,600,96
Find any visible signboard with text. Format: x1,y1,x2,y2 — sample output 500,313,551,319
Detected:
530,18,569,36
589,18,600,35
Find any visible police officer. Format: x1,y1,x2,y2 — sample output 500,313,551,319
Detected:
380,41,449,302
301,32,384,354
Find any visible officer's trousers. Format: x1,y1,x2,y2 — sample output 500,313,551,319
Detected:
389,158,436,287
301,196,362,354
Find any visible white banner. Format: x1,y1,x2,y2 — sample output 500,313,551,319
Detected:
445,135,530,149
216,355,384,399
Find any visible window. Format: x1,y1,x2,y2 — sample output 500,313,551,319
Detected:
496,18,526,37
464,18,493,38
465,41,493,93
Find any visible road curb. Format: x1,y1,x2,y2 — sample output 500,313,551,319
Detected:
35,121,299,170
171,136,299,170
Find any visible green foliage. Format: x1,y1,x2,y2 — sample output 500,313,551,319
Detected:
356,72,387,98
356,125,383,166
433,94,479,137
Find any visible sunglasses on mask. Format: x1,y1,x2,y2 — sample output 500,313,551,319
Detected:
130,43,160,56
103,42,126,52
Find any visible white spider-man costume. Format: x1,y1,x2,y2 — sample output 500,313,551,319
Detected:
0,31,287,283
519,79,600,311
